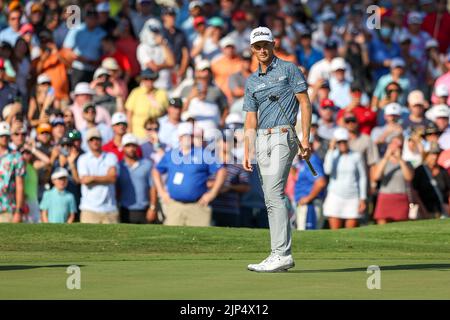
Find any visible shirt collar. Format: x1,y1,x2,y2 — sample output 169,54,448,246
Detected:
258,55,278,76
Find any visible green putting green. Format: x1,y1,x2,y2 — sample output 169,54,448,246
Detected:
0,220,449,299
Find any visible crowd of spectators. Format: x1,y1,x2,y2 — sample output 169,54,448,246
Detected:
0,0,449,229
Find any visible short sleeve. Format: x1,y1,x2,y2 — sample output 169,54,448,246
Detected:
288,63,308,94
14,154,25,177
125,90,136,112
39,192,49,211
77,155,88,177
68,193,77,213
243,80,258,112
156,151,170,174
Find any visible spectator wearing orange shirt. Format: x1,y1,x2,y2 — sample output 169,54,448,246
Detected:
211,37,242,103
33,30,69,106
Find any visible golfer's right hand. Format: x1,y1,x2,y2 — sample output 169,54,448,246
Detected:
242,156,253,172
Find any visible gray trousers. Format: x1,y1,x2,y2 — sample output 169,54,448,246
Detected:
256,125,298,256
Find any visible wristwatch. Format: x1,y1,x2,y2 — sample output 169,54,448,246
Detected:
149,204,156,211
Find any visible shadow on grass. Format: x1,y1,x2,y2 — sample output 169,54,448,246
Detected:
0,264,85,272
289,263,450,273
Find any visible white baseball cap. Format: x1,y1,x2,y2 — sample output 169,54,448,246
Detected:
426,38,439,49
390,57,406,69
408,90,426,106
333,127,349,141
96,2,110,13
122,133,139,146
331,57,346,71
0,121,10,136
111,112,128,126
431,104,450,119
101,57,120,71
93,67,110,80
195,59,211,71
178,122,194,137
37,73,51,85
220,36,236,49
51,167,69,180
189,0,203,10
435,84,449,97
250,27,274,45
408,12,423,25
225,112,243,125
73,82,95,96
384,102,402,116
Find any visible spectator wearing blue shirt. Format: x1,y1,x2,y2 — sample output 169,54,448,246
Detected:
368,19,401,82
294,152,327,230
152,122,226,227
0,8,21,47
40,168,76,223
77,127,119,224
295,31,323,71
63,9,106,89
118,134,155,224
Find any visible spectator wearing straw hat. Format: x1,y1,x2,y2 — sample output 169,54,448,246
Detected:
40,167,76,224
77,127,119,224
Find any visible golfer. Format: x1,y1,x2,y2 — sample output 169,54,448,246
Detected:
243,27,312,272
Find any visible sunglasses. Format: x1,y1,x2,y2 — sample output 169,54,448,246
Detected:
13,132,26,136
387,89,401,94
344,118,357,123
145,127,159,131
88,137,101,142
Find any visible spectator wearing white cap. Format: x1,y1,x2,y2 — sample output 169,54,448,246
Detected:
432,84,449,106
371,102,404,156
211,36,243,102
77,127,119,224
39,167,76,224
329,57,368,109
137,18,176,90
101,57,128,102
80,102,113,152
62,8,106,89
117,133,155,224
91,67,122,116
69,82,112,131
152,121,226,227
323,127,367,229
102,112,142,161
27,73,56,127
431,53,450,106
158,97,182,149
372,57,410,109
426,104,450,150
402,90,430,133
0,121,25,223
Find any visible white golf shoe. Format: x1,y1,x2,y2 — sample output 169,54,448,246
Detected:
247,254,295,272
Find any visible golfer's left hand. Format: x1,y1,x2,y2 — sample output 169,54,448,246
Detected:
298,141,312,160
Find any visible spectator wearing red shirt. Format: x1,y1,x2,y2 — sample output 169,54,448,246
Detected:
422,0,450,54
102,112,142,161
337,84,377,135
